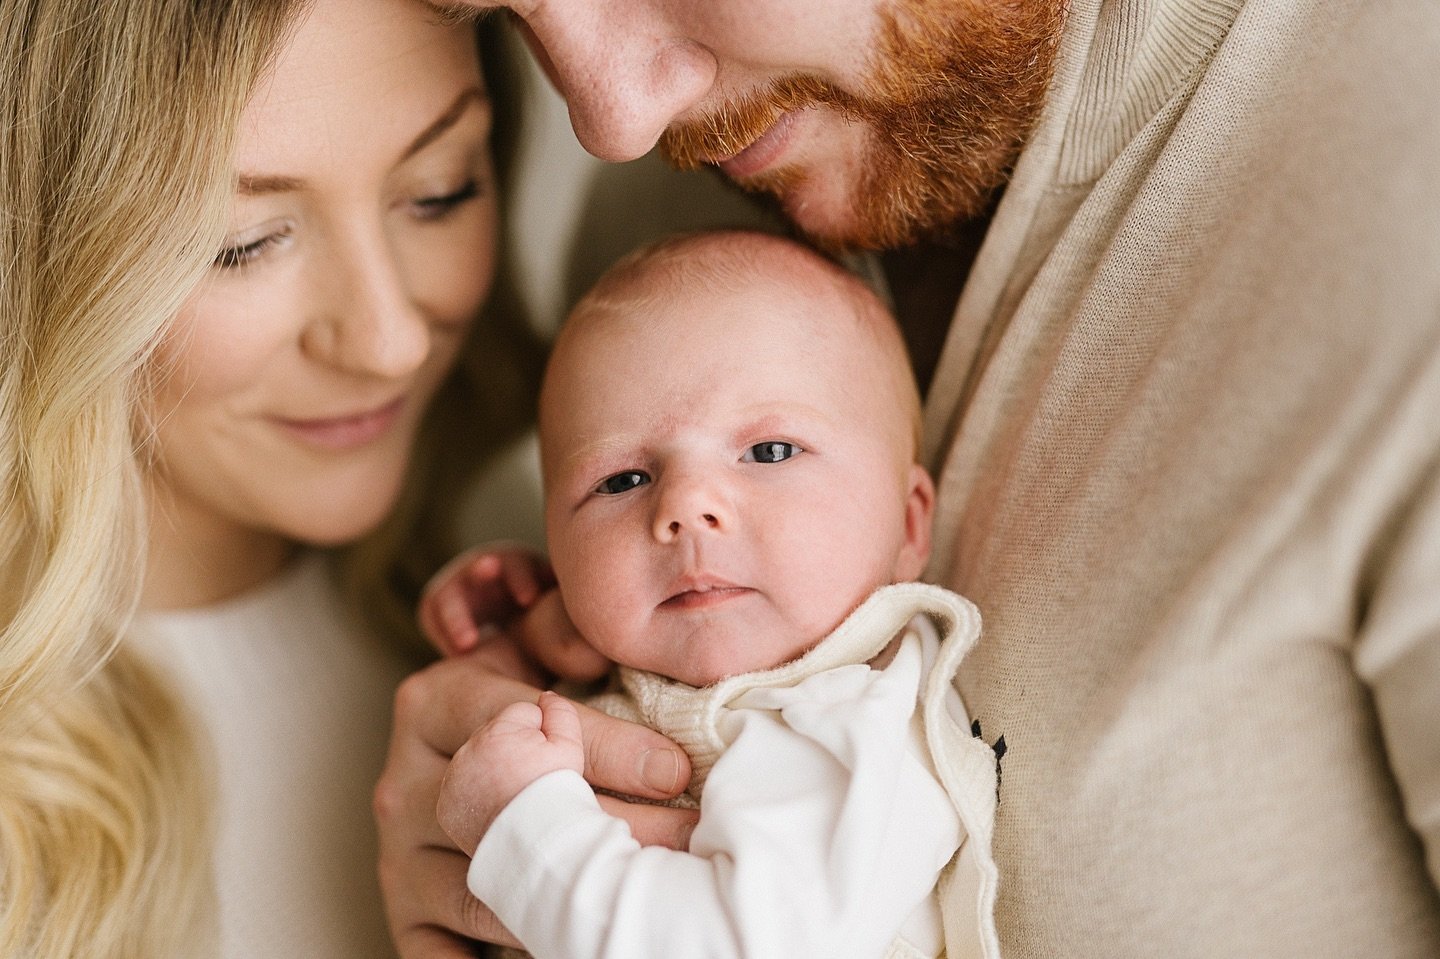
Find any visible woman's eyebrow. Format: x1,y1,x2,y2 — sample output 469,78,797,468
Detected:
235,87,486,196
238,173,303,196
400,86,485,162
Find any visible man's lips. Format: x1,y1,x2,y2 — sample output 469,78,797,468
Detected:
716,110,799,180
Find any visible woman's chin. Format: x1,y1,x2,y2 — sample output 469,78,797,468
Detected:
276,483,405,549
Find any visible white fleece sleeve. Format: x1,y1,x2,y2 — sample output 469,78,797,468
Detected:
466,631,963,959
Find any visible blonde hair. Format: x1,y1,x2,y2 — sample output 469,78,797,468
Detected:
1,5,544,953
1,2,300,955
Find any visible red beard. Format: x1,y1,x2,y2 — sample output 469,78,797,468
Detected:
660,0,1064,250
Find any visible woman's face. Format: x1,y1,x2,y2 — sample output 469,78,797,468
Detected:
148,0,496,556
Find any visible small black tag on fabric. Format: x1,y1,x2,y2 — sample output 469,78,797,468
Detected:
971,720,1007,804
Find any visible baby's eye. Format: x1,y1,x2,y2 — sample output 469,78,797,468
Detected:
595,470,650,495
743,441,802,464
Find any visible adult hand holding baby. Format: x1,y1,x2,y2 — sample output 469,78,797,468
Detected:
437,691,584,852
377,546,696,955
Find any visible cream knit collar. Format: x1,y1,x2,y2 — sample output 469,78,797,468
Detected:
609,583,982,798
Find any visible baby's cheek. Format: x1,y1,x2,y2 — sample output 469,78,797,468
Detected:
568,589,635,665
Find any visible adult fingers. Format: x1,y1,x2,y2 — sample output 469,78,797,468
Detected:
596,794,700,850
380,843,522,954
376,655,546,880
377,658,536,952
385,652,687,797
374,726,452,852
390,654,545,760
374,654,689,952
573,698,690,800
393,925,484,959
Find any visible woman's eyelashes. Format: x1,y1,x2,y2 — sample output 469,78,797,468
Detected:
410,177,484,220
214,224,292,270
213,176,485,271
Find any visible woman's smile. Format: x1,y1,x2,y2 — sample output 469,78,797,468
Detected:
272,396,407,451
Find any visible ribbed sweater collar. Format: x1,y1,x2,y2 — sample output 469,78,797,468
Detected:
920,0,1246,472
1050,0,1246,186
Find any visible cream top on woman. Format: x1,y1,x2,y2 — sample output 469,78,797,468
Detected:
133,553,413,959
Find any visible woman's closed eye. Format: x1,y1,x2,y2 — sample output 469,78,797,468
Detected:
410,177,484,221
742,441,802,464
214,223,293,270
595,470,651,495
212,176,484,271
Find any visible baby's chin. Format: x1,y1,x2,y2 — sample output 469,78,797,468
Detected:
668,631,822,689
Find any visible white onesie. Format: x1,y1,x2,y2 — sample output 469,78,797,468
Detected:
469,583,1003,959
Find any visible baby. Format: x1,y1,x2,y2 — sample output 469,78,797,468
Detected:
428,231,1002,959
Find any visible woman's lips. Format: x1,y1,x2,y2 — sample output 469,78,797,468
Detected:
717,110,799,180
274,397,405,451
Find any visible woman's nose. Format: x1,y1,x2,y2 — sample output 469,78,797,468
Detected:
522,3,718,162
652,471,733,543
303,230,430,380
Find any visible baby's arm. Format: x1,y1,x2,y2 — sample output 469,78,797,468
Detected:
438,691,585,849
443,633,966,959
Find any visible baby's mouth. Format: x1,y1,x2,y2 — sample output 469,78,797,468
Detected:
659,578,753,610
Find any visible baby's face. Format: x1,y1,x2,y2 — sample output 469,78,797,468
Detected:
541,267,930,687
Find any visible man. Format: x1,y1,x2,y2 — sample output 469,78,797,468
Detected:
376,1,1440,956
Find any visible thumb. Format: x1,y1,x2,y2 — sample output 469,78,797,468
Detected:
538,691,584,753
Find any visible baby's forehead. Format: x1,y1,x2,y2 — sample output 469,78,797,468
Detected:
630,235,869,304
573,240,885,345
546,233,919,431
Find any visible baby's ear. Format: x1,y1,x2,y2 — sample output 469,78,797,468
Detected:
894,463,936,582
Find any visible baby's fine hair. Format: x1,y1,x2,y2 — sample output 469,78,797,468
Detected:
571,229,880,321
560,230,924,457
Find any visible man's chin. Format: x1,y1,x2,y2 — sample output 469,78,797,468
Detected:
731,167,881,252
780,188,866,251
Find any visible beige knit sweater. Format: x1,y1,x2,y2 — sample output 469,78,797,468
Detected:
919,0,1440,955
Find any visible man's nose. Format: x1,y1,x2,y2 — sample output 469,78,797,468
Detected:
521,4,717,162
652,471,732,543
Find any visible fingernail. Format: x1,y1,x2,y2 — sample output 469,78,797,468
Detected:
640,748,681,794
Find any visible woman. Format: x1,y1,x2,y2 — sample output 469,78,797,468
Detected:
0,1,541,955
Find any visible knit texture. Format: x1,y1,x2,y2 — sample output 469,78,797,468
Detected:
920,0,1440,955
585,584,1000,958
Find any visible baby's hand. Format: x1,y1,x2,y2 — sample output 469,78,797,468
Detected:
437,691,586,854
419,543,553,656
